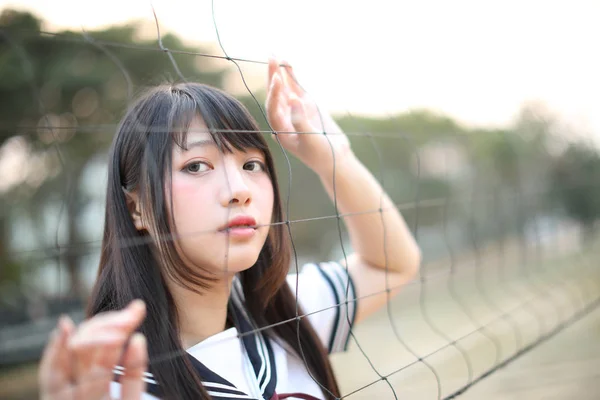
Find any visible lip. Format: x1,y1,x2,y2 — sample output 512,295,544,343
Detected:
219,215,258,240
225,215,257,229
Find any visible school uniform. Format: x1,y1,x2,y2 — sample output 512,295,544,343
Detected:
111,261,357,400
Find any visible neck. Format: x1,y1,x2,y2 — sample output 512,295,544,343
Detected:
168,276,234,349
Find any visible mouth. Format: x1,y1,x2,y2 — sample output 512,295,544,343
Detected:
219,215,258,239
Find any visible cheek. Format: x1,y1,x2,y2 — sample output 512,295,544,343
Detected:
170,177,212,232
268,189,274,219
261,180,275,222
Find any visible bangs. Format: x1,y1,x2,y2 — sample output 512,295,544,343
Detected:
168,84,268,156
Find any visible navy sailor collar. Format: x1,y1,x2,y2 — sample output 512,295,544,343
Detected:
143,281,277,400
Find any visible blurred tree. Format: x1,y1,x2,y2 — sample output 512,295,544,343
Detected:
0,9,227,298
1,8,598,305
551,142,600,240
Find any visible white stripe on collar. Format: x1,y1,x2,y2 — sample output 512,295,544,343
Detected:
231,277,276,398
112,368,158,385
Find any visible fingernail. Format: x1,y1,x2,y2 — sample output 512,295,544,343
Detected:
129,299,146,312
132,332,146,343
58,314,73,331
131,333,147,350
271,73,280,87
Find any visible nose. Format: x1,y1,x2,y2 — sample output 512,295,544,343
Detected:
220,161,252,207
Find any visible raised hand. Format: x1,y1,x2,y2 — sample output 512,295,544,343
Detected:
265,58,352,176
39,300,147,400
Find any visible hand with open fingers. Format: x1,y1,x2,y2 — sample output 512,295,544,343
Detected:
265,57,352,176
39,300,148,400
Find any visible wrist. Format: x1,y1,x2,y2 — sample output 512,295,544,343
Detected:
314,148,358,182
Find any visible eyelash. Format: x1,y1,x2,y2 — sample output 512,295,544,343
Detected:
182,160,266,174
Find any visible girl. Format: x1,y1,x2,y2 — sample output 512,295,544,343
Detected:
38,59,421,400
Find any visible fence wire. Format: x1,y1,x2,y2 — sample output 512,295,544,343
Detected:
0,4,599,400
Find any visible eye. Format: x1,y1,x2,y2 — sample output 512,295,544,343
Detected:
243,160,265,172
184,161,211,174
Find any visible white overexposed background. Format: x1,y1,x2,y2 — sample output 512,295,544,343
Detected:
3,0,600,136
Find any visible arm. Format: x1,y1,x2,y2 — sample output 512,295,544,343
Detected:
318,153,421,323
265,59,421,324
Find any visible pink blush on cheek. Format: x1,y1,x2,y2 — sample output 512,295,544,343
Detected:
168,176,213,226
171,176,198,195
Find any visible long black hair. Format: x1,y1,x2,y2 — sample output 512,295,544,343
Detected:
87,83,340,399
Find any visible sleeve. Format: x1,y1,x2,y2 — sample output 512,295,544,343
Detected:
286,261,357,354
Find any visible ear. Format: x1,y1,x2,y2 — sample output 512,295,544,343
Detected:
122,188,146,231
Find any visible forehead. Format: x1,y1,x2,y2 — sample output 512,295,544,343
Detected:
172,116,214,153
186,116,211,142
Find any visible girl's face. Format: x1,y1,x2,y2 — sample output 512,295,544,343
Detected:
168,117,274,277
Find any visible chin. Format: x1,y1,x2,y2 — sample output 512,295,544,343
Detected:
181,235,267,277
220,252,261,275
191,248,260,277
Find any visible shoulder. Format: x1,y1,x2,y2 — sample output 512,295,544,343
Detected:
286,261,357,353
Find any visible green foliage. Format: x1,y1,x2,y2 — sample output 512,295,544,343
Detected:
1,8,599,299
0,8,230,297
551,143,600,230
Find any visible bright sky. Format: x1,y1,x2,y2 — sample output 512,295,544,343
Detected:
3,0,600,135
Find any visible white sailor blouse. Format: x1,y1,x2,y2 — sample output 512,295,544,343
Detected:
110,261,357,400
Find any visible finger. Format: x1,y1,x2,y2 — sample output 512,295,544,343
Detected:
71,331,133,350
69,301,146,388
49,317,104,400
92,328,140,389
70,330,128,393
280,60,304,97
265,69,281,112
121,333,148,400
73,329,128,378
289,94,314,134
72,362,113,400
70,300,146,349
73,317,145,400
267,56,278,92
39,315,75,395
266,72,286,132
